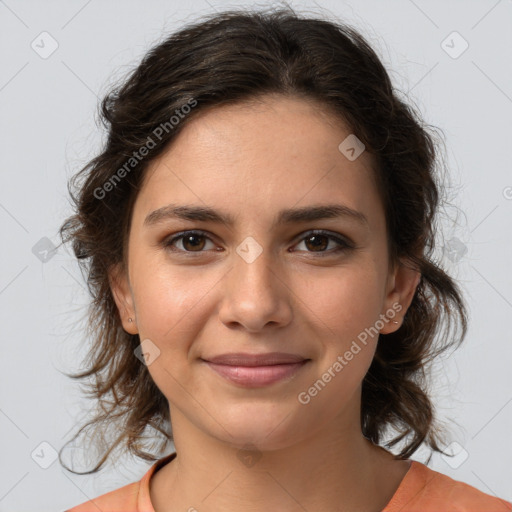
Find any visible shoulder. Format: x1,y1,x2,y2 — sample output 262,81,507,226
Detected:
64,481,139,512
64,453,176,512
384,460,512,512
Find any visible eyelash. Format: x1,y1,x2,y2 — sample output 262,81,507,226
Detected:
163,229,353,257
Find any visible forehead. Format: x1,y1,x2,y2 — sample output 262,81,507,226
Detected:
133,94,382,229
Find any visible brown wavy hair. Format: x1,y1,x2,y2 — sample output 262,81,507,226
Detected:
58,5,468,474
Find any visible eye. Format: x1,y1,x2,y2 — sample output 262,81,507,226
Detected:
293,230,353,255
163,229,353,256
164,230,217,253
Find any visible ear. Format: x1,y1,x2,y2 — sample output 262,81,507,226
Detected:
108,262,138,335
379,258,421,335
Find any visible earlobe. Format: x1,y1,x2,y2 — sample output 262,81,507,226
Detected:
108,263,138,334
380,258,421,335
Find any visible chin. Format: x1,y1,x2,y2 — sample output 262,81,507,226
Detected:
208,402,310,452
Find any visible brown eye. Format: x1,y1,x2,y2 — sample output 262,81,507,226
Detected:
165,231,216,252
304,234,329,252
294,230,352,255
181,234,206,251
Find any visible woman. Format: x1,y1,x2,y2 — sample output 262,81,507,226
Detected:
60,7,511,512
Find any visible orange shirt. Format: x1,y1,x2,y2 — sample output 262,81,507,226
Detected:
65,452,512,512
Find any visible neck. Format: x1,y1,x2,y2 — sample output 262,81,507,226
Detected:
150,408,410,512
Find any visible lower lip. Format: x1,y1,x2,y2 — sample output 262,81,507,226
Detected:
204,361,308,387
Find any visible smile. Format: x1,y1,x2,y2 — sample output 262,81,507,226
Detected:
202,359,310,388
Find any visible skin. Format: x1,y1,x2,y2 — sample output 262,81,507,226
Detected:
110,94,421,512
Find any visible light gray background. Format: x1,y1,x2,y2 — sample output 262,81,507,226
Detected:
1,0,511,510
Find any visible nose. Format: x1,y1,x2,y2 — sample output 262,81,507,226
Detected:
217,246,293,333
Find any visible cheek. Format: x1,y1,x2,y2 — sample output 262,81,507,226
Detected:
129,271,205,383
301,264,384,342
133,257,216,336
298,266,384,392
132,271,204,407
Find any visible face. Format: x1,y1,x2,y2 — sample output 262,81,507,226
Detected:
110,94,420,451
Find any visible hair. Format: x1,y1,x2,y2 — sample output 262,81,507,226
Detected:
58,5,468,474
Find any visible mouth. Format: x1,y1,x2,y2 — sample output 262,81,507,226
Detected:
201,352,310,388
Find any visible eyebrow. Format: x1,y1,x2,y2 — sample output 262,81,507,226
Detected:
144,203,369,229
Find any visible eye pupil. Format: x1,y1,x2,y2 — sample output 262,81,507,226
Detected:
183,235,205,251
305,234,328,251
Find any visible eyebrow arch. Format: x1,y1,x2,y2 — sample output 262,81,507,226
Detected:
144,203,369,229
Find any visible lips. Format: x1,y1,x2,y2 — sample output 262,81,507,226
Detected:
201,352,310,387
204,352,307,366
